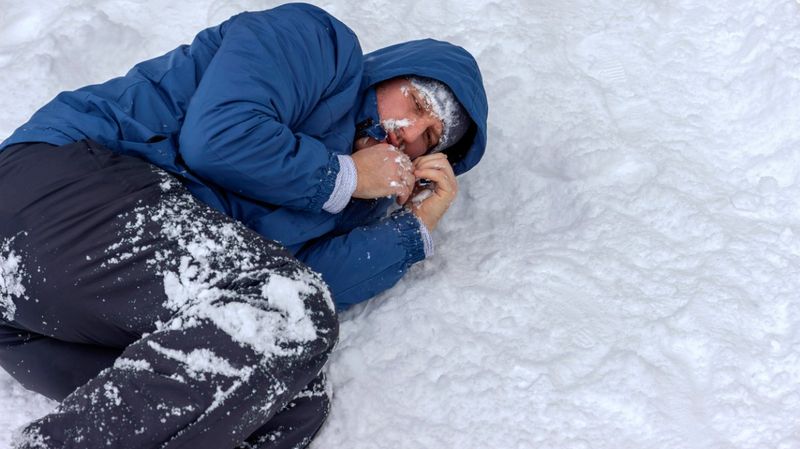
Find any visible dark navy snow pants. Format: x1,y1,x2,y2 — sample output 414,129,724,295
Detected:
0,140,338,449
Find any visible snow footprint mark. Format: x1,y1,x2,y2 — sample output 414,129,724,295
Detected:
591,58,628,85
570,32,631,87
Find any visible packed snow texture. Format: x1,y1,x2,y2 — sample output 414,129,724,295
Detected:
1,0,800,448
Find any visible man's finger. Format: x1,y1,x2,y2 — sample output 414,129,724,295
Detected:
414,153,446,166
403,171,416,189
396,183,412,204
414,168,455,194
415,159,449,171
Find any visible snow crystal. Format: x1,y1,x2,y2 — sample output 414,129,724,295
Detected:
103,382,121,406
113,358,153,372
146,341,252,381
0,235,28,322
155,402,196,417
262,275,319,341
381,118,413,132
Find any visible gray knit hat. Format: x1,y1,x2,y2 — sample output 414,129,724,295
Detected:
408,76,470,154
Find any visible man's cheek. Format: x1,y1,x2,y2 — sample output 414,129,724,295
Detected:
404,144,426,160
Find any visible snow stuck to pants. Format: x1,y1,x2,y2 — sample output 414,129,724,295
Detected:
136,172,332,359
7,167,335,448
0,235,28,322
2,0,800,448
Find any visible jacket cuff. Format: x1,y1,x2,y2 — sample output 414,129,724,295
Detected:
389,209,426,267
411,214,434,258
310,152,341,212
322,155,357,214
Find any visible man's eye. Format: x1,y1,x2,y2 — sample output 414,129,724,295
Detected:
414,97,422,112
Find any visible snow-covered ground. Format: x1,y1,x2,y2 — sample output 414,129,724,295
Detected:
3,0,800,447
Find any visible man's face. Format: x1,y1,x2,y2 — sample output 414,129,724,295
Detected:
368,78,444,160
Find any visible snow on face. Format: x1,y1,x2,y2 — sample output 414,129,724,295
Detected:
381,118,414,133
408,78,455,151
376,78,444,158
0,234,29,322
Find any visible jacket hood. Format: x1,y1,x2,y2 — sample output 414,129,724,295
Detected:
362,39,488,176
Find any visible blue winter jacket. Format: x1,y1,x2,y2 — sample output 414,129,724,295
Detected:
0,3,489,311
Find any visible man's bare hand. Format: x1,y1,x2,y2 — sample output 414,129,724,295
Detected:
406,153,458,231
351,143,415,203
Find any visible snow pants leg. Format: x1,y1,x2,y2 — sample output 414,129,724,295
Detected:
0,324,332,449
0,140,338,449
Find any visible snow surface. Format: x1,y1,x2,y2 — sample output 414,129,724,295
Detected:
2,0,800,448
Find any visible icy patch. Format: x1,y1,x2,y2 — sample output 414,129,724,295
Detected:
0,235,29,322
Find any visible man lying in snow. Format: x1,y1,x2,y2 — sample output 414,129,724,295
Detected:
0,3,488,449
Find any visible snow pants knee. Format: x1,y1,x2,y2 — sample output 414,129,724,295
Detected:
0,140,338,449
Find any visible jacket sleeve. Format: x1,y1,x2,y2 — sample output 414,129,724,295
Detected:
296,210,427,311
179,5,363,212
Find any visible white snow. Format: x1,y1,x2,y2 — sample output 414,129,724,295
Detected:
134,176,330,360
148,341,255,416
2,1,800,448
128,179,325,418
262,274,323,340
113,358,153,372
146,341,252,381
381,118,414,132
0,236,28,322
102,382,121,407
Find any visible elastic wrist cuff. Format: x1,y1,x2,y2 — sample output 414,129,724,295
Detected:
322,155,357,214
412,214,434,258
